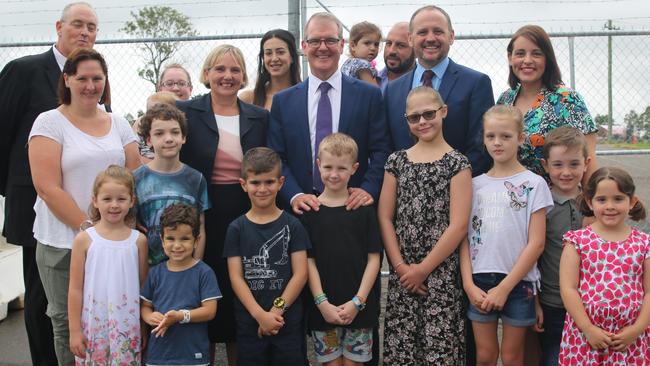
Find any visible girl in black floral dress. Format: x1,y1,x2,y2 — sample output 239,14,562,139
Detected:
378,87,473,365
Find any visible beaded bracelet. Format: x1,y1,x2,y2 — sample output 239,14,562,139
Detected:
314,293,328,305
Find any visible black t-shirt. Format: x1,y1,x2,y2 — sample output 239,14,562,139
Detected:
300,205,382,330
223,211,311,326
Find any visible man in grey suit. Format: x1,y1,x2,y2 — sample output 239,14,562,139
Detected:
0,3,98,364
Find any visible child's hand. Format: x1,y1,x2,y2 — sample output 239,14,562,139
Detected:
318,301,344,325
69,330,87,358
256,310,284,337
465,284,488,314
532,296,544,333
584,324,613,350
337,301,359,325
151,310,182,338
481,284,509,312
399,263,428,294
144,311,165,327
611,325,642,351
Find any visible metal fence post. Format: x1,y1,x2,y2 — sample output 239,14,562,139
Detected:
568,36,576,90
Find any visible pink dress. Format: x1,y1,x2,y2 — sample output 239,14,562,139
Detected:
559,226,650,365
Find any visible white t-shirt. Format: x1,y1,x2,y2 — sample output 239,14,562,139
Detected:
467,170,553,283
29,109,137,249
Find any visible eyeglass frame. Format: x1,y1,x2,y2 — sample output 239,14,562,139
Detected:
304,37,341,48
404,106,445,124
161,80,192,88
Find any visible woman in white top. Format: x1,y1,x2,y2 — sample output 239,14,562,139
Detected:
28,48,140,365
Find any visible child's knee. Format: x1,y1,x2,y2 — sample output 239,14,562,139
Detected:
500,346,524,366
475,347,499,366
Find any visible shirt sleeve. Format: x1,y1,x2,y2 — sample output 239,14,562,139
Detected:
198,175,211,211
222,219,242,258
199,263,222,302
298,213,315,258
448,151,472,178
529,175,554,214
559,88,598,135
384,152,400,177
364,206,383,253
288,215,311,253
29,111,63,144
562,229,581,254
113,114,138,146
140,265,157,303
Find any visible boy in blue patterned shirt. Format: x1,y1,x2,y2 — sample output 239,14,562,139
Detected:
134,103,210,265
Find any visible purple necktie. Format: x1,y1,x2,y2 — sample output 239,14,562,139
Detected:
313,82,333,192
422,70,435,88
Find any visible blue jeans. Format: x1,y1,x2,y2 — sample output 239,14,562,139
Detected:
538,304,566,366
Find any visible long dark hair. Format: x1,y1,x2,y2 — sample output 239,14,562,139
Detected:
252,29,301,107
507,25,562,91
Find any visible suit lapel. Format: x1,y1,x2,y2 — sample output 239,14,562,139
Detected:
44,48,61,98
439,59,459,102
293,81,312,159
339,76,353,133
238,99,255,139
194,94,219,135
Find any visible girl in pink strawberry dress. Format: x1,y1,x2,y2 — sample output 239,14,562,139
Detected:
559,167,650,365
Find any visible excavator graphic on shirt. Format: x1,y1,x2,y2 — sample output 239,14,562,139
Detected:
242,225,290,279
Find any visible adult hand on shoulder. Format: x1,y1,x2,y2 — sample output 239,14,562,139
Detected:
346,187,374,210
399,263,428,294
611,325,642,351
69,330,87,358
481,284,509,312
318,301,345,325
291,194,321,215
584,325,613,350
337,301,359,325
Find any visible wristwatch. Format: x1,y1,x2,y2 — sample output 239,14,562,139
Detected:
272,297,286,312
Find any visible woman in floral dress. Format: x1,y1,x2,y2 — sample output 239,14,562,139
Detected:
497,25,598,182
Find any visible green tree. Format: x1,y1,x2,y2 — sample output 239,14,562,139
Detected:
121,6,197,89
624,110,638,142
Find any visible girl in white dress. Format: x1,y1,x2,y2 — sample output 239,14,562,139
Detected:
68,165,148,365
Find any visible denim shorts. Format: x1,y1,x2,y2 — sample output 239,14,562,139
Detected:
467,272,536,327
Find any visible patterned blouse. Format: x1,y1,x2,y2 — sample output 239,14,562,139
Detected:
341,57,377,80
497,85,597,177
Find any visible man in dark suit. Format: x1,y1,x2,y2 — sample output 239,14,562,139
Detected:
385,5,494,176
0,3,98,364
268,12,390,214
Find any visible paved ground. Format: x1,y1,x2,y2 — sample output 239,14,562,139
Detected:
1,152,648,365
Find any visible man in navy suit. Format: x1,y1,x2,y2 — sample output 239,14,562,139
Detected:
385,5,494,176
0,3,98,365
268,12,390,214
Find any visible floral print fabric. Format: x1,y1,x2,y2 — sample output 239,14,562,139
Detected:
559,226,650,365
341,57,377,80
382,150,470,366
497,85,597,177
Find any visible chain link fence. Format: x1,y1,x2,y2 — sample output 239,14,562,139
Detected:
1,30,649,126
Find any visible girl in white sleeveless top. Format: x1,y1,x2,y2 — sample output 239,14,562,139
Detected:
68,166,148,365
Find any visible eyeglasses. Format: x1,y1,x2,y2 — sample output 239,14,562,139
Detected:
305,38,340,48
161,80,191,88
404,106,444,124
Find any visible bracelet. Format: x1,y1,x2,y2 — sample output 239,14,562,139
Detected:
314,293,328,305
79,219,93,232
352,295,366,311
394,261,404,270
179,309,191,324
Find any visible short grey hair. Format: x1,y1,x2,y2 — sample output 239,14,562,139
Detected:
60,2,97,21
304,12,343,39
409,5,453,33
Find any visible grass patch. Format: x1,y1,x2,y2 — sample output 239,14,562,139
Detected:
602,141,650,150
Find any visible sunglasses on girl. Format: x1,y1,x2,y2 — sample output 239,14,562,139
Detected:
404,106,444,124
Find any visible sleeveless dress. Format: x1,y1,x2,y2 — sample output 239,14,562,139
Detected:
559,226,650,365
383,150,470,366
76,228,141,366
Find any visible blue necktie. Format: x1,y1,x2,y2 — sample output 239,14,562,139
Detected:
313,82,332,193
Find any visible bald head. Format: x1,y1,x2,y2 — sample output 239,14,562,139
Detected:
55,2,98,56
383,21,415,79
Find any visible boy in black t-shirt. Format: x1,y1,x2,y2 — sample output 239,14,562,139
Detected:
223,147,310,366
300,133,382,365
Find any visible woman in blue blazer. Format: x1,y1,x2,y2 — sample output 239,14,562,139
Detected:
177,44,268,365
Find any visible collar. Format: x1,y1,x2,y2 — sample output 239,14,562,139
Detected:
52,44,67,71
552,190,577,205
414,57,450,82
308,69,342,94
